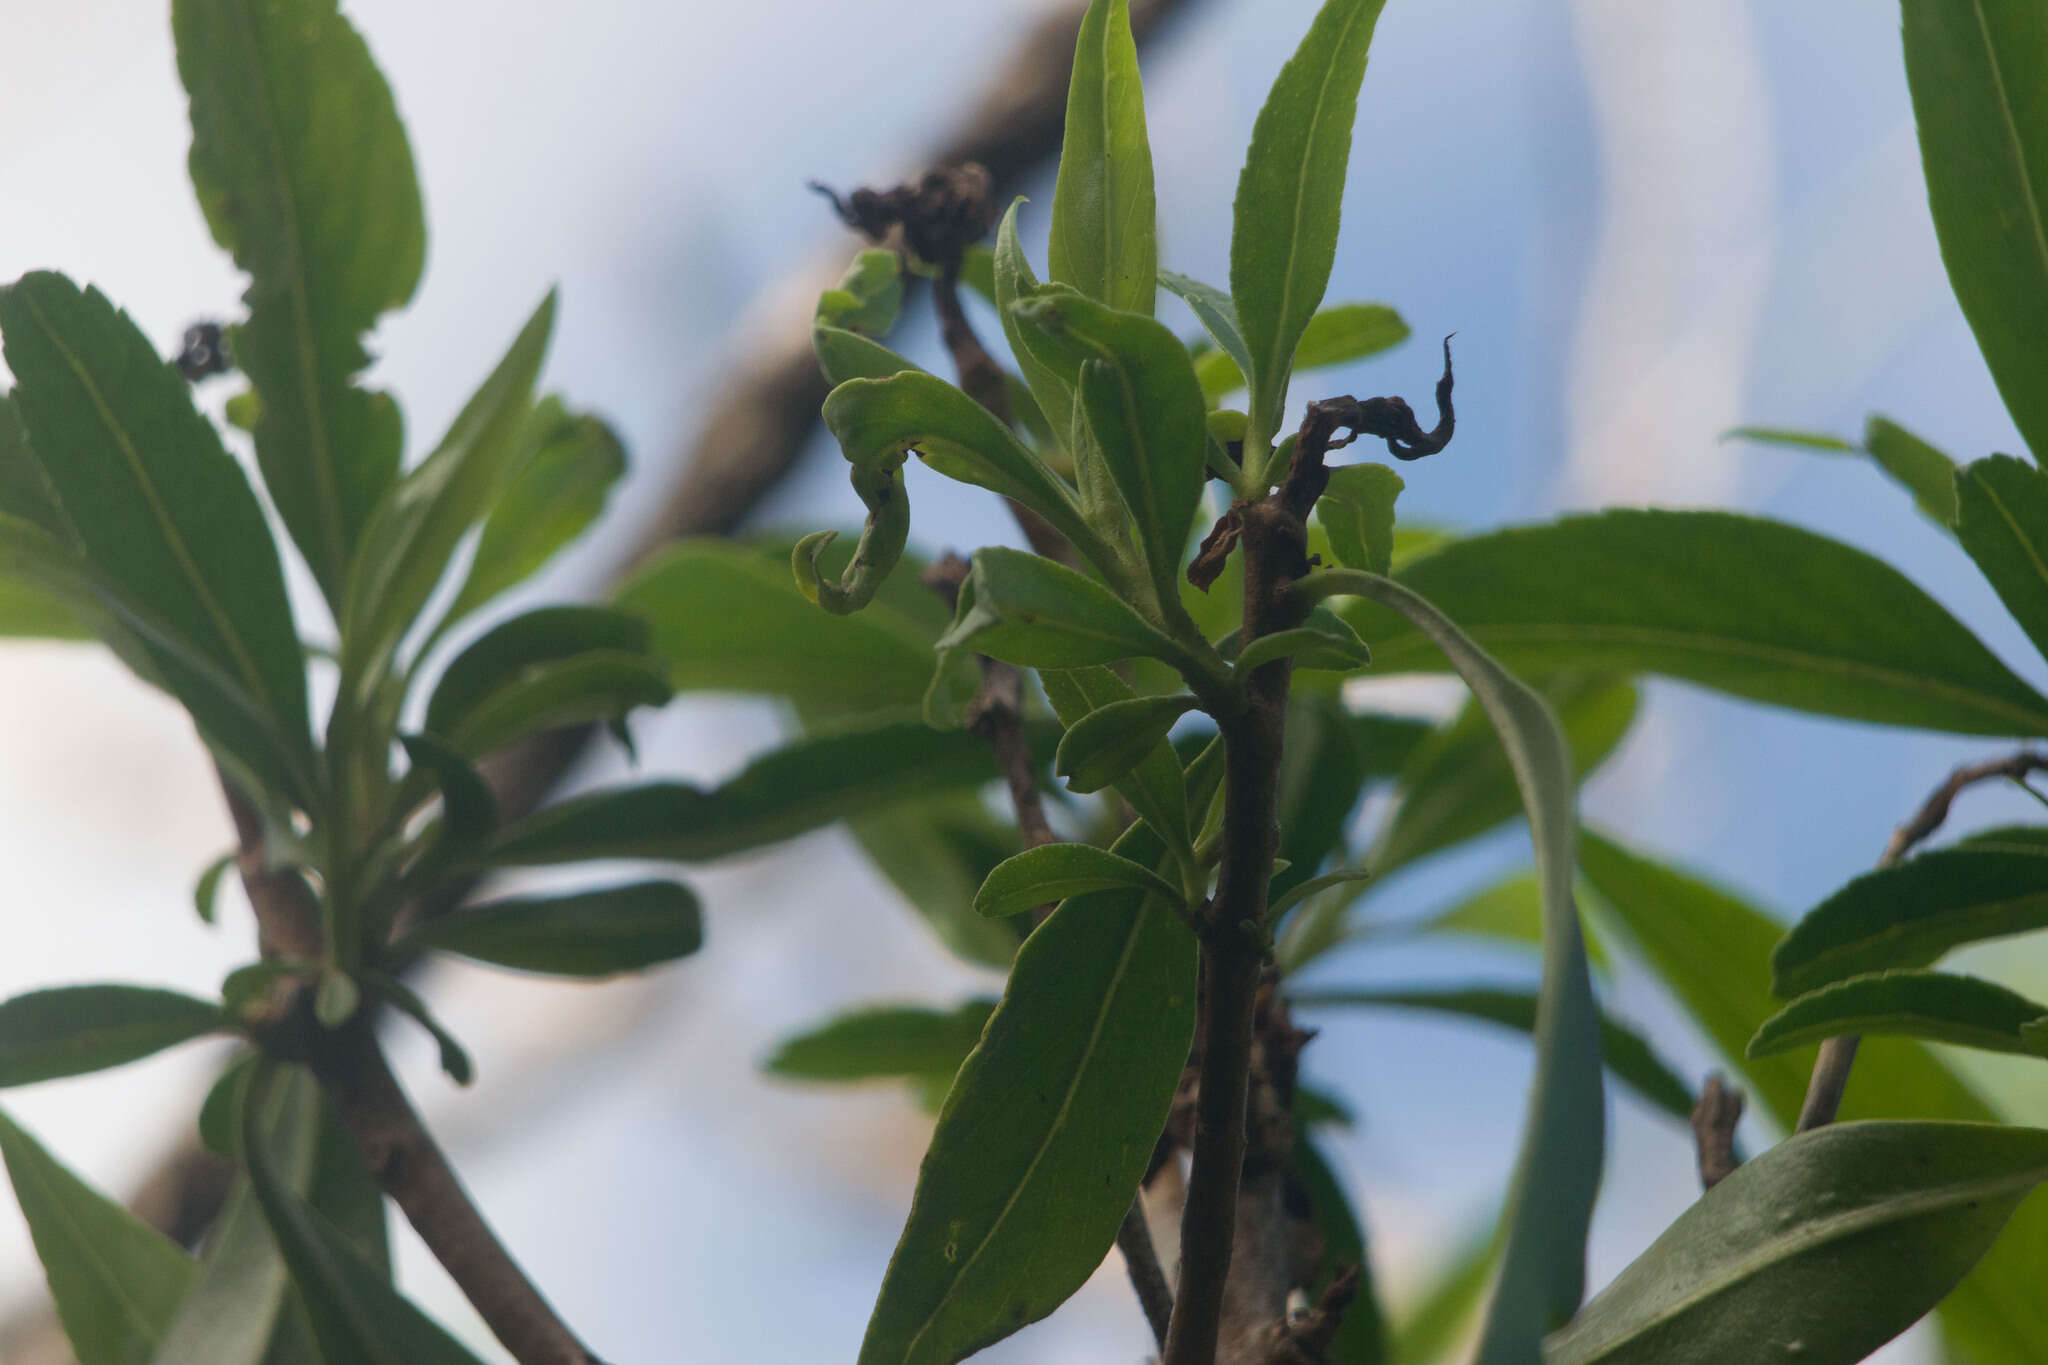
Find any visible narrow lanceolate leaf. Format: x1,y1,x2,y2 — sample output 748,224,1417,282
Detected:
1576,829,2048,1359
858,820,1196,1365
398,733,498,853
1048,0,1156,313
1544,1122,2048,1365
1009,293,1208,594
1903,0,2048,460
1957,454,2048,665
1320,463,1404,575
1292,988,1694,1124
1233,604,1373,673
241,1066,489,1365
848,795,1024,969
1231,0,1390,452
1053,692,1199,795
995,200,1077,447
1299,569,1602,1363
1331,509,2048,736
1291,1137,1389,1365
485,716,1032,866
393,881,701,977
1772,847,2048,996
437,651,671,757
1190,302,1410,402
0,273,314,800
1374,675,1638,877
340,293,555,708
1866,417,1960,527
0,1107,196,1365
1750,969,2048,1060
766,1000,996,1082
1160,269,1254,397
1042,665,1191,860
0,986,223,1087
0,392,88,639
619,539,960,717
174,0,424,605
425,605,651,740
440,399,627,625
974,842,1182,918
939,546,1185,671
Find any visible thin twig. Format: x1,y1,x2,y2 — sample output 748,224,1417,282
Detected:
1796,749,2048,1132
1120,1199,1177,1351
1691,1072,1744,1190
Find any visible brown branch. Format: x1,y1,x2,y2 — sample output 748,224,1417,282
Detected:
1120,1198,1177,1352
1796,750,2048,1132
1691,1072,1744,1190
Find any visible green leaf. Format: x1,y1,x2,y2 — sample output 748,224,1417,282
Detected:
1866,416,1961,527
816,249,905,336
194,850,235,925
1391,1217,1502,1365
1958,454,2048,664
1292,1135,1389,1365
440,399,626,625
425,605,650,742
0,985,223,1087
815,325,922,387
1231,0,1389,455
857,819,1196,1365
939,546,1183,670
1042,665,1191,860
1401,872,1612,974
1720,426,1857,452
1271,695,1375,904
1159,270,1254,403
392,881,701,977
364,971,472,1083
1047,0,1156,314
1263,866,1371,924
1543,1121,2048,1365
1233,603,1373,672
1772,847,2048,996
1053,693,1199,795
1902,0,2048,460
339,292,555,709
1292,988,1694,1125
174,0,423,606
1320,463,1404,575
396,732,498,850
1576,829,2048,1359
1750,969,2048,1059
766,999,996,1082
1330,509,2048,736
1298,571,1600,1363
0,392,88,639
433,651,670,759
1008,292,1208,594
1190,302,1411,403
1375,675,1638,877
847,795,1023,969
241,1065,489,1365
1956,822,2048,855
994,201,1078,451
0,1106,196,1365
0,273,315,801
620,539,960,716
485,716,1030,865
821,370,1103,567
974,842,1182,918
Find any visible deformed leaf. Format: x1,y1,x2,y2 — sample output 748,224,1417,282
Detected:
1543,1122,2048,1365
1750,969,2048,1060
767,1000,996,1083
395,881,701,977
1772,847,2048,996
938,546,1184,671
1047,0,1156,314
1320,463,1404,575
974,842,1182,918
0,1106,196,1365
0,985,224,1087
1054,693,1199,795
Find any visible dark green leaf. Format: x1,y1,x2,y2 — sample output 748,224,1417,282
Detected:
0,1106,196,1365
0,392,87,638
1048,0,1156,314
1772,847,2048,996
435,650,670,758
1750,969,2048,1059
1159,269,1253,402
1320,463,1404,575
1271,694,1373,904
766,1000,996,1082
1375,675,1638,877
1576,828,2048,1358
1331,509,2048,736
365,971,473,1082
1264,867,1371,924
1955,822,2048,855
241,1065,488,1365
1292,988,1694,1124
619,539,960,716
394,881,701,977
396,733,498,850
440,400,626,625
1903,0,2048,460
194,850,235,925
1292,1135,1389,1365
339,292,555,710
1054,693,1198,794
939,546,1184,670
1294,1083,1355,1129
0,273,314,801
1957,454,2048,664
0,985,223,1087
847,795,1023,969
1042,665,1191,858
175,0,422,606
974,842,1182,917
1234,603,1373,672
425,605,649,736
1543,1121,2048,1365
857,819,1195,1364
1231,0,1389,454
1299,570,1601,1363
1865,416,1960,527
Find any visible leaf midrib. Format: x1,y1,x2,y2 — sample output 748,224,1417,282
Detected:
1969,0,2048,307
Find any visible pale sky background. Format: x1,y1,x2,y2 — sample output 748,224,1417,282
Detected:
1,1,2044,1361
